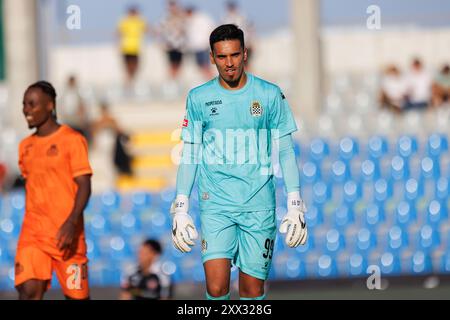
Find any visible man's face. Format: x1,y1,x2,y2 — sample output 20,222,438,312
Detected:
138,245,155,268
210,39,247,85
22,88,53,129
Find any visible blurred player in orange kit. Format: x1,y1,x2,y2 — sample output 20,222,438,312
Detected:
15,81,93,300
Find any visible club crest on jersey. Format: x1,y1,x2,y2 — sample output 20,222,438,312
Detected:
47,144,59,157
250,101,262,117
202,192,210,200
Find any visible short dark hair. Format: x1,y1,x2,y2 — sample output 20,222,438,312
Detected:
27,81,58,119
142,239,162,254
209,24,245,52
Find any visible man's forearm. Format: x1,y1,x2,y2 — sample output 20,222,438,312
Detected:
68,175,92,223
278,134,300,193
176,142,200,196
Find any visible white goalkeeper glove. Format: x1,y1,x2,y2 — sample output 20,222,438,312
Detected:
279,192,308,247
170,194,198,253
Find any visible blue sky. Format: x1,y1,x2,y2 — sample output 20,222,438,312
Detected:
46,0,450,44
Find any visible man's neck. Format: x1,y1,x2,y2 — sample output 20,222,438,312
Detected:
219,72,248,91
36,119,60,137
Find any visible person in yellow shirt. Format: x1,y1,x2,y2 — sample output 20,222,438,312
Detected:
117,6,149,83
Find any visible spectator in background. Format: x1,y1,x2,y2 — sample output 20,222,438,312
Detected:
117,6,149,84
157,0,186,81
185,6,215,80
222,1,255,69
92,102,133,178
432,64,450,107
379,65,407,113
120,239,172,300
404,58,432,110
59,75,91,143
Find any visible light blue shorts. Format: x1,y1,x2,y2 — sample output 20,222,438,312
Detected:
200,210,276,281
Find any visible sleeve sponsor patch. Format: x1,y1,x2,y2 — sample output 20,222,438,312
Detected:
182,118,188,128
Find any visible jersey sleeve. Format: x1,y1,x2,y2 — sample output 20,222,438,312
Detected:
181,92,203,144
270,87,298,139
69,134,93,178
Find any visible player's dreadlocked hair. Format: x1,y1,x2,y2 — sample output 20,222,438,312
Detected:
209,24,245,52
27,81,58,120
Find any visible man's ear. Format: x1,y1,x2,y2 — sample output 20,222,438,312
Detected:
243,48,248,63
46,99,55,115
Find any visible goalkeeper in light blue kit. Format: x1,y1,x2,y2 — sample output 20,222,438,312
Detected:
171,24,307,300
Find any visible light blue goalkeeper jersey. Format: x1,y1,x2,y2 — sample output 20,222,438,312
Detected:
181,73,298,213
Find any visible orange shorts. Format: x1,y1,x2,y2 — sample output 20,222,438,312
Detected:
15,245,89,299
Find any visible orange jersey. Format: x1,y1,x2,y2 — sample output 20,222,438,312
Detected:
18,125,92,247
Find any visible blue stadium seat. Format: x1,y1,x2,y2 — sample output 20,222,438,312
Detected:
347,253,368,277
295,232,315,254
304,205,323,228
387,226,408,251
420,156,440,180
0,218,20,240
406,251,433,274
426,200,447,225
395,201,416,226
343,180,361,204
339,137,359,160
285,255,307,279
368,135,388,159
333,205,354,229
331,160,350,183
149,211,169,237
325,228,345,254
9,192,26,219
415,224,440,251
427,133,448,158
374,179,392,202
86,237,101,261
312,181,330,205
356,227,377,252
361,159,380,182
301,161,320,184
309,138,330,163
435,177,449,200
390,155,409,181
179,256,202,282
87,213,111,236
272,254,289,279
379,251,401,275
159,188,176,211
131,191,152,209
397,135,418,158
404,178,422,201
363,203,385,229
0,265,15,290
100,190,121,212
109,236,133,260
120,212,141,235
316,254,338,278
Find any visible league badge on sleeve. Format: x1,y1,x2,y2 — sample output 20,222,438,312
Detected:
250,101,263,117
182,118,188,128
